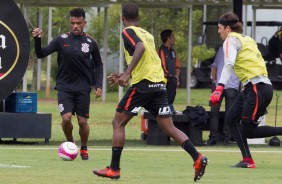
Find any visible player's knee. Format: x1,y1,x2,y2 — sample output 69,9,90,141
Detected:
62,113,72,123
62,118,72,125
78,121,88,128
112,119,121,128
112,118,127,129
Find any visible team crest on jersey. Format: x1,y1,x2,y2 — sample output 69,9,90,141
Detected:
87,38,92,43
61,34,68,38
81,43,89,53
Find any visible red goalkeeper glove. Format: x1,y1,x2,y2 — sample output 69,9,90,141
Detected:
209,85,224,106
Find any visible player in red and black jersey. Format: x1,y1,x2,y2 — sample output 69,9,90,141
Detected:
32,8,103,160
158,29,181,113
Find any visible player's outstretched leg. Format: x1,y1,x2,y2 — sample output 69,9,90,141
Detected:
193,154,208,182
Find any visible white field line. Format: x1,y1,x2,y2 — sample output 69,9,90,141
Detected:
0,164,31,168
1,147,282,154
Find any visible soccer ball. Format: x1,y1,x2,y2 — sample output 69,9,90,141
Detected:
58,142,78,161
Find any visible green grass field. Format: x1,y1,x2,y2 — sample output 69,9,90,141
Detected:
1,145,282,184
1,88,282,183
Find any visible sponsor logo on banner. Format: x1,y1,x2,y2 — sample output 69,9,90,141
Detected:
0,21,19,80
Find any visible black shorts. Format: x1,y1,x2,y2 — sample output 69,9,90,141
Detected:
116,80,172,117
57,90,90,118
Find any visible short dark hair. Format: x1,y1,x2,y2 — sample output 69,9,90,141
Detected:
160,29,173,43
122,3,139,21
69,8,85,19
218,12,243,34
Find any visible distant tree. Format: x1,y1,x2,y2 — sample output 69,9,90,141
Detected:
87,5,120,55
87,6,214,68
192,44,215,67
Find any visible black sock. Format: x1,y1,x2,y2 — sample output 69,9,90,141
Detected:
182,140,199,161
81,146,87,150
110,147,123,170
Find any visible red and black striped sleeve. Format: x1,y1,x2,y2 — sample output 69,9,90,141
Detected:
122,28,143,56
158,47,169,76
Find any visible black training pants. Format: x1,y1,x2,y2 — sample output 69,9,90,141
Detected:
226,82,282,158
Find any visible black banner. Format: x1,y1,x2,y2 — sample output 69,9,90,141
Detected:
0,0,30,101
